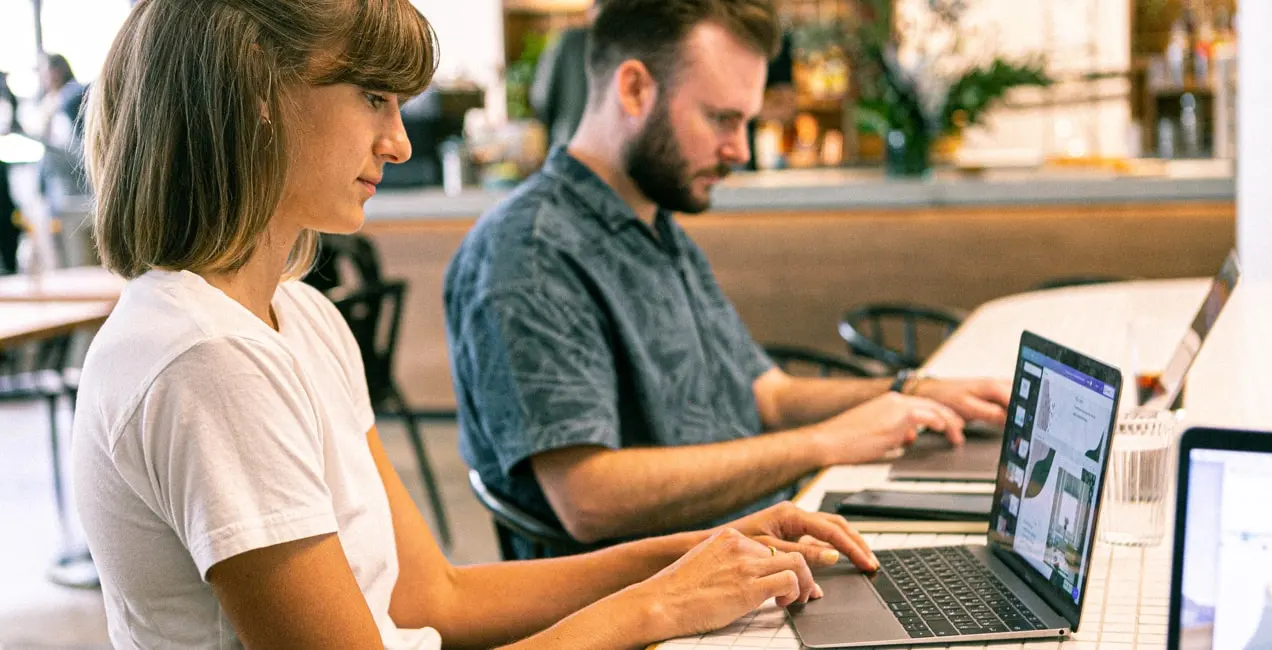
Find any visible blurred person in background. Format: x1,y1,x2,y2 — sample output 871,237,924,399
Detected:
74,0,879,647
30,54,94,265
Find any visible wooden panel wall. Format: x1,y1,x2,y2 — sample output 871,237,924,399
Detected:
362,200,1234,409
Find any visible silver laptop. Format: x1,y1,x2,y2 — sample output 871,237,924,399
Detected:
790,331,1122,647
1167,427,1272,650
1138,249,1240,410
889,250,1240,484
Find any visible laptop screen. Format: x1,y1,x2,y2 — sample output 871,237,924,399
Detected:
988,343,1118,608
1140,250,1240,410
1175,447,1272,649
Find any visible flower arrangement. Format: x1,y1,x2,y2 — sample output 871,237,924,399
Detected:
851,0,1053,176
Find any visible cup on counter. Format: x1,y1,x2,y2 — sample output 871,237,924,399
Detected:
1098,409,1179,547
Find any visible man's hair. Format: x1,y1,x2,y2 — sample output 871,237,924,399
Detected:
586,0,779,97
87,0,437,280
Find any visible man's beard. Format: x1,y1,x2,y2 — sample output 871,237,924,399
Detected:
622,99,730,214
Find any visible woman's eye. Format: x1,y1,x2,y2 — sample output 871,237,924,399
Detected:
364,92,388,109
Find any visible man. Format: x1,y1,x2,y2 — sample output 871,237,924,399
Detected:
529,2,602,148
445,0,1009,559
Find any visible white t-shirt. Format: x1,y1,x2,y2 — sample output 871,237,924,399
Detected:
71,270,442,650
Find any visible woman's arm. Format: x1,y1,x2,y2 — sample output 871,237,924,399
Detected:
368,427,708,648
207,534,383,649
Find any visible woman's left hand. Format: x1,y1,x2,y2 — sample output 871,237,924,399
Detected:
719,502,879,574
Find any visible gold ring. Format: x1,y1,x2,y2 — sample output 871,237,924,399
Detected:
769,545,778,557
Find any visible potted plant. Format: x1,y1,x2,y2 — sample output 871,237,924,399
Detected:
851,0,1052,177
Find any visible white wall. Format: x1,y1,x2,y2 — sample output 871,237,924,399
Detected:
412,0,507,124
1237,2,1272,280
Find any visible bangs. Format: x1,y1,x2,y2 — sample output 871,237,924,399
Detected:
316,0,438,98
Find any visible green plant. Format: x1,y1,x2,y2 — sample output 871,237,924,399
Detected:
851,0,1052,141
506,32,550,120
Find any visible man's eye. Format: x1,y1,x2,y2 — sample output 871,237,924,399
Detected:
364,92,388,109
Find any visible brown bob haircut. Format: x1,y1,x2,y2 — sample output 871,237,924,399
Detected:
87,0,438,280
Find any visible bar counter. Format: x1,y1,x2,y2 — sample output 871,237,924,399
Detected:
354,161,1235,409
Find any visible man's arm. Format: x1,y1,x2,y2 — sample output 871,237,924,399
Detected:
752,368,1011,435
530,390,959,542
751,368,893,431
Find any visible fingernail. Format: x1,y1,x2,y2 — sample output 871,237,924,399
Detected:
820,549,840,565
871,553,880,570
813,584,825,599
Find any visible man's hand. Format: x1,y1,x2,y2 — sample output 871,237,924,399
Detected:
911,378,1011,431
721,501,879,573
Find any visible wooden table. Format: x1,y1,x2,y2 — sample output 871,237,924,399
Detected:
0,301,114,348
0,266,125,303
660,278,1272,649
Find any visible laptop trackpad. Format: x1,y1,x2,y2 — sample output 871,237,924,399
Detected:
788,565,907,647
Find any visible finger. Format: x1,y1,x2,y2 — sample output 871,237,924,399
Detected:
759,513,874,571
981,379,1013,407
815,512,879,570
799,534,835,549
910,397,965,445
959,395,1009,425
762,552,816,605
753,569,801,609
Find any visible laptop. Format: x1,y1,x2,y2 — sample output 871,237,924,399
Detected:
1138,250,1240,410
889,250,1240,484
1167,427,1272,650
790,331,1122,647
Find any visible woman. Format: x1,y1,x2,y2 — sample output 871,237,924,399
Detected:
72,1,878,648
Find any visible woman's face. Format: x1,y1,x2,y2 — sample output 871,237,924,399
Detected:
275,83,411,235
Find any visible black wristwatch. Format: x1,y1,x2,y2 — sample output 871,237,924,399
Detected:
889,369,912,394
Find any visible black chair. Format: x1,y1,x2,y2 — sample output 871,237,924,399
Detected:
0,336,77,536
305,234,385,295
1032,275,1134,291
762,344,878,378
838,303,966,372
331,281,452,549
467,469,593,561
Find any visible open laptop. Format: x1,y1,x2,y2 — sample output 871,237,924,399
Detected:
889,250,1240,483
1139,250,1240,410
790,331,1122,647
1167,427,1272,650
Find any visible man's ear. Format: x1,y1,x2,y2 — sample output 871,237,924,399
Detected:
613,59,658,120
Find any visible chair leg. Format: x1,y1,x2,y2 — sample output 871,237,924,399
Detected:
391,395,453,550
45,393,69,548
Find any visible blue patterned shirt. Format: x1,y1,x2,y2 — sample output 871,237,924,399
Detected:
444,148,789,555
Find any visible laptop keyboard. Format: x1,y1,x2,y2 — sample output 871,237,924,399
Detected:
872,546,1050,639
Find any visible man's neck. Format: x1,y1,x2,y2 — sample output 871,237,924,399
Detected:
566,134,659,228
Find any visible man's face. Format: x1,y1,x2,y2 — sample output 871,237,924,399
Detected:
622,23,766,214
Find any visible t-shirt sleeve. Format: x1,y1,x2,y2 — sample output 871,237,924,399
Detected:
454,284,620,476
133,336,339,579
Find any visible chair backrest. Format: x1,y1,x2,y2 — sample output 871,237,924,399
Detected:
838,303,966,371
762,344,878,378
305,234,385,295
467,469,591,560
330,280,407,407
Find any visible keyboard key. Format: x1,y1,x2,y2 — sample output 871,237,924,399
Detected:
871,574,906,603
905,627,935,639
927,620,959,637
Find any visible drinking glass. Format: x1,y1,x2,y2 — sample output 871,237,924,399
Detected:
1098,410,1178,547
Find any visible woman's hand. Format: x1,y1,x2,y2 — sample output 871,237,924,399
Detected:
626,527,817,640
722,501,879,572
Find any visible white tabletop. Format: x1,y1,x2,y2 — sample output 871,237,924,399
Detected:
661,278,1272,649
